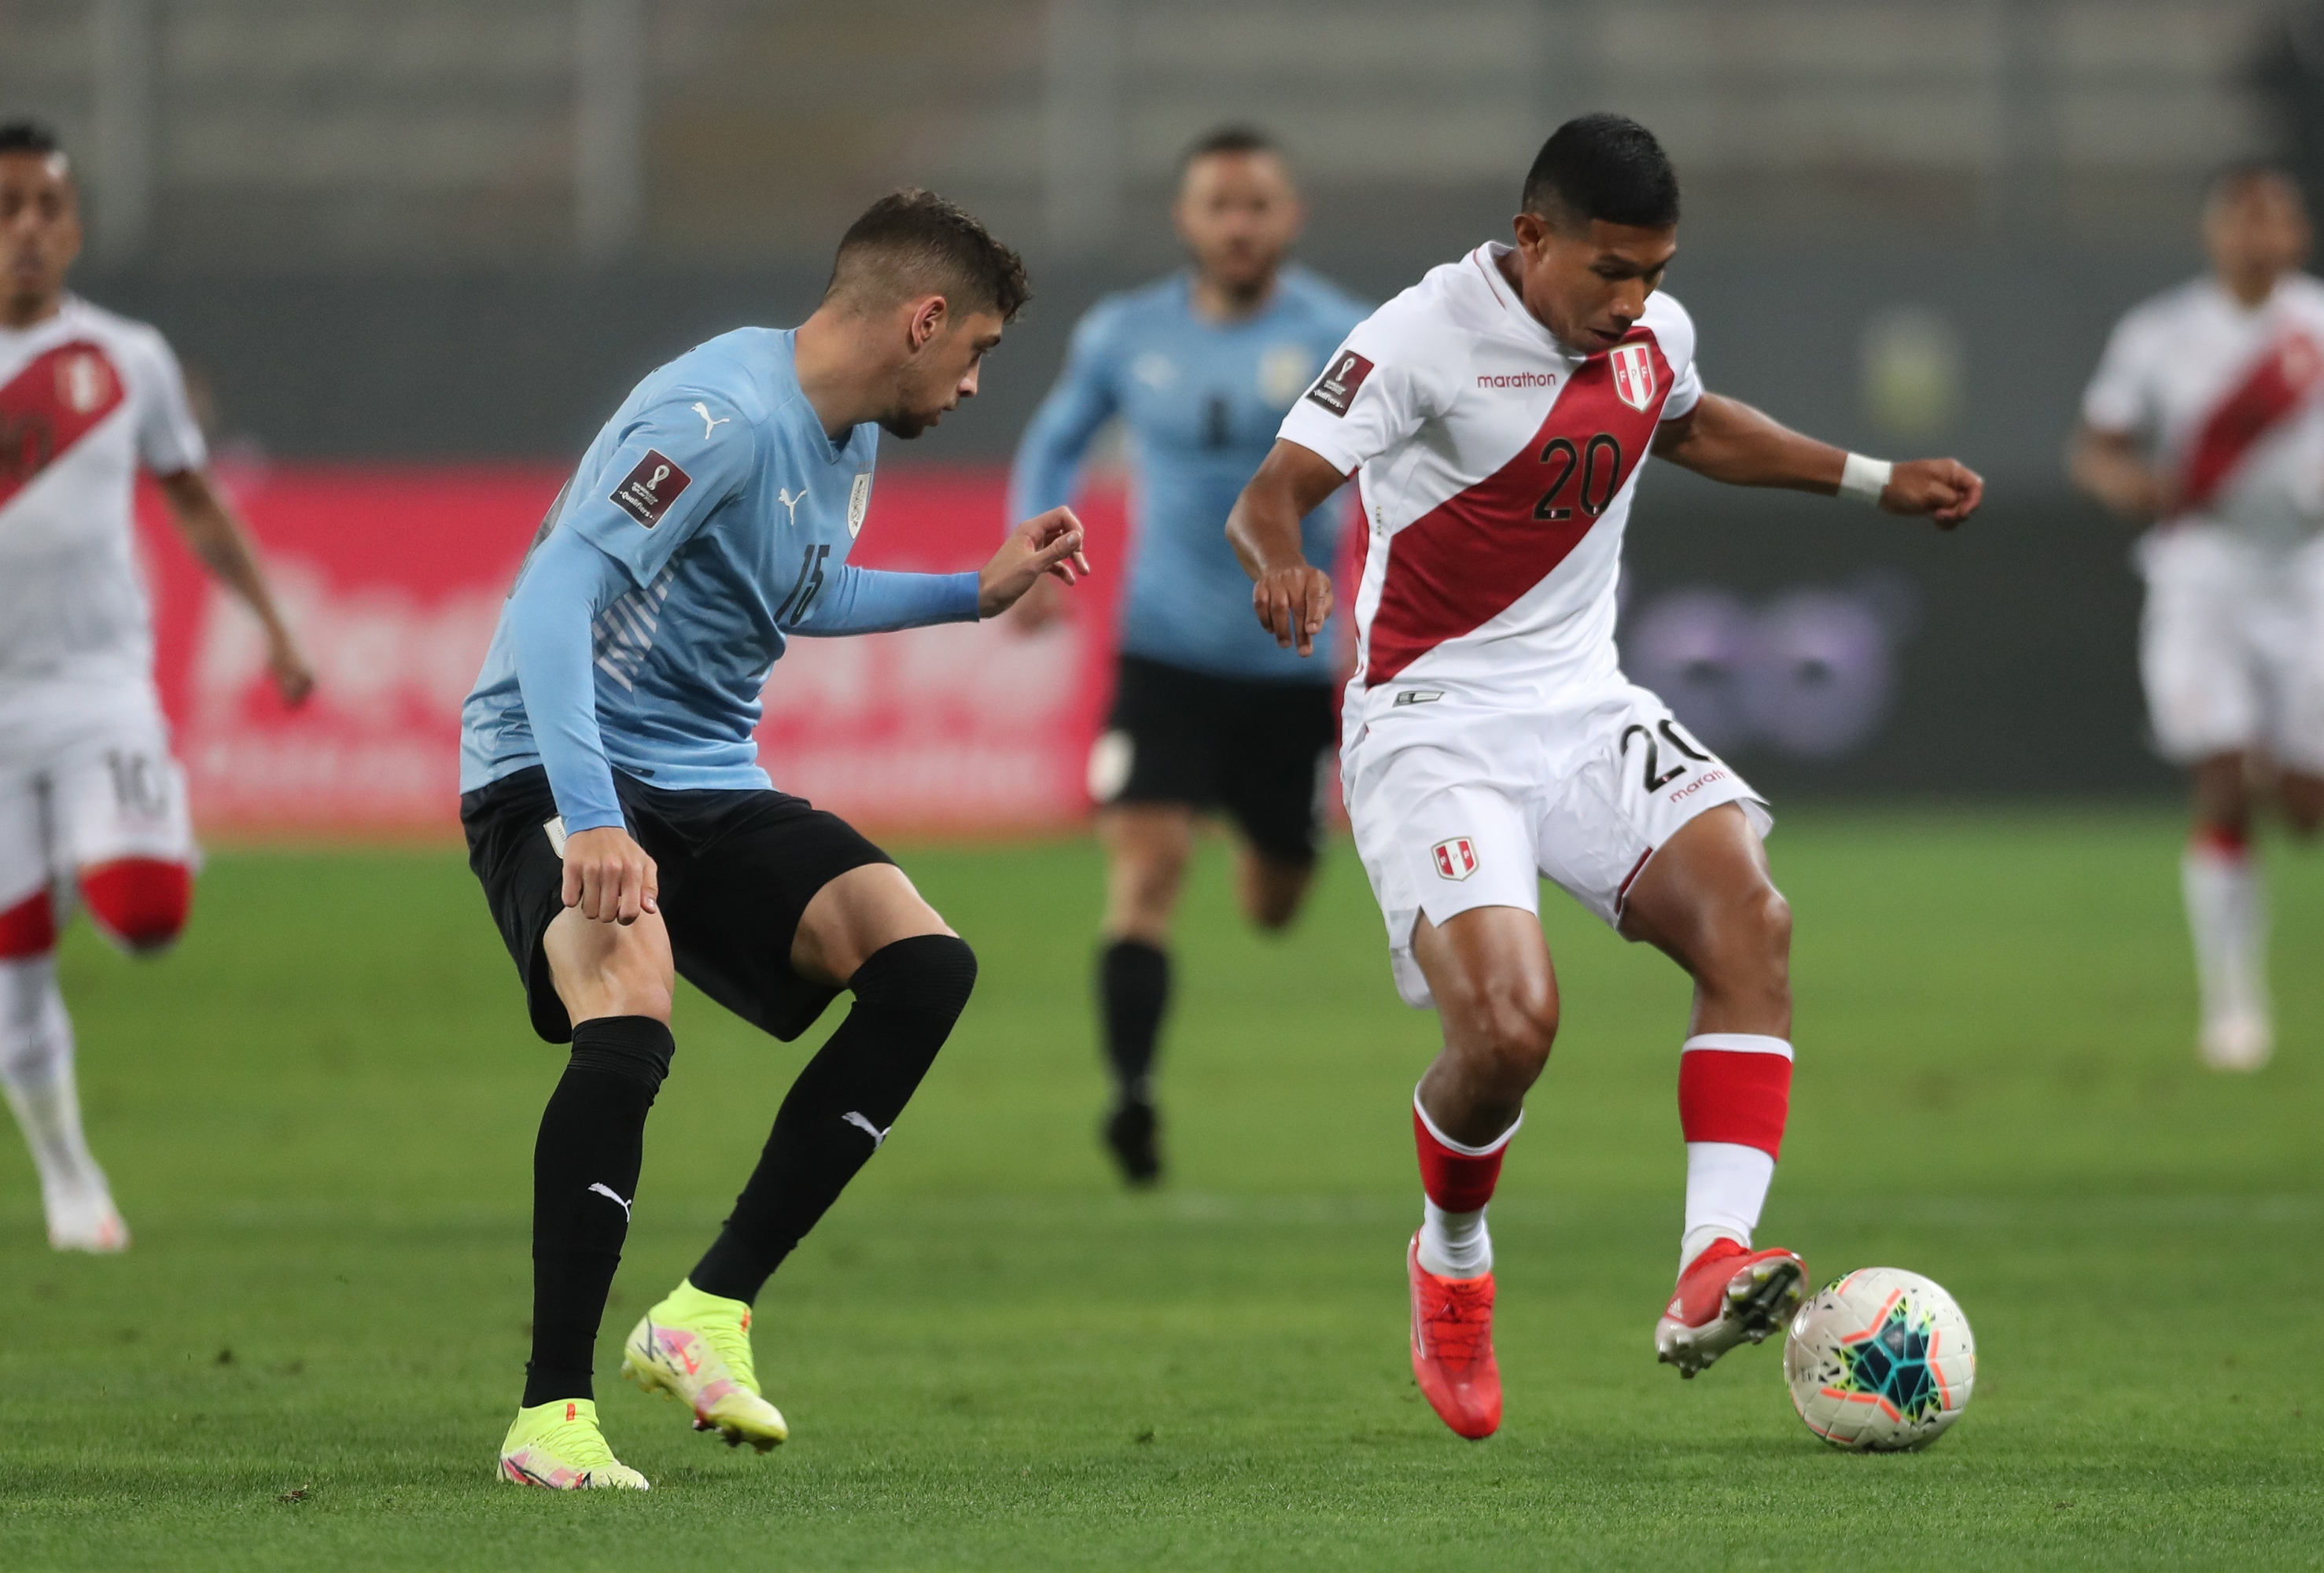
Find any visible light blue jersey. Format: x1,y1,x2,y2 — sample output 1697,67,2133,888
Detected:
460,327,979,833
1009,267,1367,683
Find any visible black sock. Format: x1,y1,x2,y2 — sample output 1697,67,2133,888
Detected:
1099,938,1169,1104
688,935,977,1305
520,1015,672,1409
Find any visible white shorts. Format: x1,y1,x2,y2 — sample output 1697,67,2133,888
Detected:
0,709,196,914
1342,678,1770,1009
2137,525,2324,773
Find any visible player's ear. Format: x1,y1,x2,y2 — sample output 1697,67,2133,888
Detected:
1512,210,1550,257
904,295,947,352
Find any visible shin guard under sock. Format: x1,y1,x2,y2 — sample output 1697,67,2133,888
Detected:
522,1015,672,1408
689,934,978,1305
1676,1033,1792,1273
1098,938,1169,1103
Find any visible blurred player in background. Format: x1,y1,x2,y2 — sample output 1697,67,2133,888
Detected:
2069,165,2324,1071
1007,127,1365,1184
460,191,1087,1490
1228,115,1982,1439
0,120,312,1253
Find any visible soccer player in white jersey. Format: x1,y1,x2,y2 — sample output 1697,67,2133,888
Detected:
2070,166,2324,1071
1226,116,1983,1439
0,120,312,1251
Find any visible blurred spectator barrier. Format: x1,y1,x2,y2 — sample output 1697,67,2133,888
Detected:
141,465,1129,838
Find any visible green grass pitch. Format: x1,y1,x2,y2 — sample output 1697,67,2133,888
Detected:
2,809,2320,1569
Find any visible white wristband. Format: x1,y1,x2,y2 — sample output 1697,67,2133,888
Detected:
1839,452,1893,506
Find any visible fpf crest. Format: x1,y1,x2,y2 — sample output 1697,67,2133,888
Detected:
1609,342,1657,413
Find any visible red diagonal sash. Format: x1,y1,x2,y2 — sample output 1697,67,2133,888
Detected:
0,341,127,511
2179,329,2324,512
1364,330,1669,685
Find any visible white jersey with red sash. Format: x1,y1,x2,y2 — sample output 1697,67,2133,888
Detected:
2084,274,2324,769
1280,241,1703,713
0,296,208,694
2082,274,2324,545
1277,245,1766,1005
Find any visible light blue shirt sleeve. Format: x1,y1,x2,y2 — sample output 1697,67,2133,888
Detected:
792,565,982,635
1006,304,1121,525
563,388,759,588
503,525,635,834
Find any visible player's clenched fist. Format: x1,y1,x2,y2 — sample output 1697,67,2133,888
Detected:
1253,563,1334,657
562,826,660,925
1880,458,1985,529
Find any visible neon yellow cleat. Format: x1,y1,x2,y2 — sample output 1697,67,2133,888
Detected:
622,1279,790,1453
498,1398,650,1490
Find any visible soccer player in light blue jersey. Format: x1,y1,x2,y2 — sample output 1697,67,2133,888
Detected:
1007,127,1366,1184
458,191,1088,1490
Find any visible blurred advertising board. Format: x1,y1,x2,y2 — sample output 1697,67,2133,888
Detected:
141,464,1129,838
138,463,2160,842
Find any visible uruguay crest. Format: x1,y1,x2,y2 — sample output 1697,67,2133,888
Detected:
1609,341,1657,412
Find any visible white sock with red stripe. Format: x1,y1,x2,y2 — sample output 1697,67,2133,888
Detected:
1676,1033,1792,1275
0,954,108,1205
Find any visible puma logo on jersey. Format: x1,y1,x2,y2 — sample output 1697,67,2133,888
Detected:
610,449,691,529
842,1111,892,1148
587,1182,633,1218
777,487,805,526
691,401,731,439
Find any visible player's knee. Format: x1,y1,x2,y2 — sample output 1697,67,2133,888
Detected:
1446,974,1558,1084
78,859,191,956
849,933,978,1022
1699,884,1792,1000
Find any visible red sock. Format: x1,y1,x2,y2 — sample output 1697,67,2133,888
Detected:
1412,1096,1515,1212
1677,1034,1792,1159
79,859,193,952
2192,822,2248,860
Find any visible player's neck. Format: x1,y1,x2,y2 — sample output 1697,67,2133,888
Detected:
2219,267,2285,311
1190,269,1278,324
791,309,878,444
0,286,64,331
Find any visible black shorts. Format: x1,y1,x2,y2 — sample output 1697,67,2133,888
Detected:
1092,654,1339,864
461,766,893,1044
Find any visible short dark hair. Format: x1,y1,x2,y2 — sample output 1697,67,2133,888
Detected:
0,119,64,159
825,189,1031,322
1180,123,1279,170
1520,113,1679,232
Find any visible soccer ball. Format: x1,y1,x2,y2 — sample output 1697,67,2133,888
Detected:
1782,1267,1975,1450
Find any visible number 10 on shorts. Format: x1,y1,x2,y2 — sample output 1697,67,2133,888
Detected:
1432,837,1479,881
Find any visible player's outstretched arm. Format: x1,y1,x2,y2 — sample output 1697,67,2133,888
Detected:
978,507,1091,618
155,469,316,705
1652,392,1984,528
2066,423,2171,521
1226,440,1348,657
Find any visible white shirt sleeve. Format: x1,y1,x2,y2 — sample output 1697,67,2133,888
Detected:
1276,310,1438,476
2080,311,2156,438
1660,353,1703,422
131,329,210,476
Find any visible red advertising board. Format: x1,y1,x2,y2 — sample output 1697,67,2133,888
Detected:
140,462,1131,837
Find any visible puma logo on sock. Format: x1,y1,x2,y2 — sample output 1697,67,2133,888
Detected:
587,1182,633,1218
842,1111,891,1149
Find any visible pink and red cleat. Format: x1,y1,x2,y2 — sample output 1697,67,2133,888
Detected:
1407,1235,1502,1439
1654,1236,1807,1378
